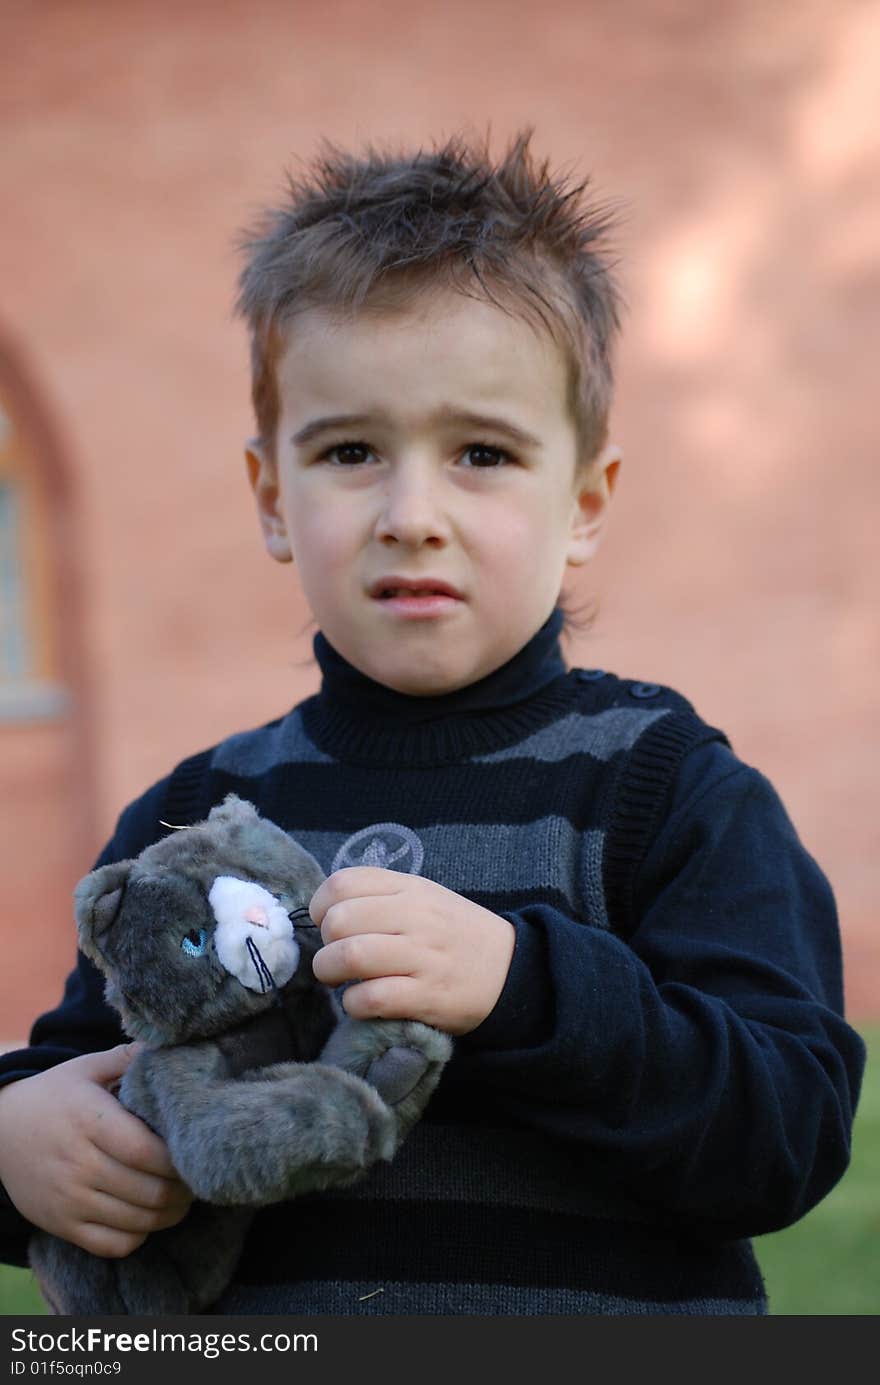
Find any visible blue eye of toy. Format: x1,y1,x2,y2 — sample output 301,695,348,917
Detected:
181,927,208,956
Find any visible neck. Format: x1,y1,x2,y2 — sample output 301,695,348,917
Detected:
300,607,577,767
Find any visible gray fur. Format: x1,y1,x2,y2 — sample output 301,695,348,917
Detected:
29,795,452,1315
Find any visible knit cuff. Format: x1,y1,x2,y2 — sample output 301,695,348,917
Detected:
457,913,553,1052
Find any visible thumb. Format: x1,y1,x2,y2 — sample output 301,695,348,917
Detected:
77,1042,144,1088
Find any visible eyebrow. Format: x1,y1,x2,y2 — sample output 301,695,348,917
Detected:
291,414,374,446
290,408,542,450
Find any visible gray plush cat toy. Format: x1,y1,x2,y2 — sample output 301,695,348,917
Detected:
28,795,452,1315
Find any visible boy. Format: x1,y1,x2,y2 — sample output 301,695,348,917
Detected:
0,132,866,1314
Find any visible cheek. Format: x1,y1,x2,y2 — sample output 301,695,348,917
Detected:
291,532,354,612
476,502,564,572
285,494,358,579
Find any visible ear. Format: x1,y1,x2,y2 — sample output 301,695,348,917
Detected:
208,793,262,827
74,860,133,952
566,442,621,567
203,796,327,900
245,438,292,564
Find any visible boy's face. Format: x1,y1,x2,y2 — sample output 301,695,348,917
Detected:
247,288,619,696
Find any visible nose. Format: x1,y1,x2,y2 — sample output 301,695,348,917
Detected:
374,460,450,549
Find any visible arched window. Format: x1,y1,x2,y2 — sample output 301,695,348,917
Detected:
0,331,96,1044
0,360,70,720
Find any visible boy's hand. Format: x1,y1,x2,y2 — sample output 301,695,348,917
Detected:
310,867,516,1034
0,1046,193,1258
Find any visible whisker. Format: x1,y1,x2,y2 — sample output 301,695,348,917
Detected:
288,906,318,928
245,935,277,995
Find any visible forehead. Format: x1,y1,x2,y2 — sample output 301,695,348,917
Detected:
273,288,574,434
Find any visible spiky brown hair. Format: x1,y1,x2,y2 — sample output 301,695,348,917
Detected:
236,129,623,463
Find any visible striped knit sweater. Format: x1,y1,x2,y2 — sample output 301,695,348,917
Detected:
0,609,865,1314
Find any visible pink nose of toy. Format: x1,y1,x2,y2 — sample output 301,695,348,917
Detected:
243,905,269,928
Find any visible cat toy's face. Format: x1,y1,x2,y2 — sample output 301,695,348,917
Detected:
73,797,326,1046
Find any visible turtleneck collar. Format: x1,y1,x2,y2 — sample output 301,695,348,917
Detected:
300,606,578,767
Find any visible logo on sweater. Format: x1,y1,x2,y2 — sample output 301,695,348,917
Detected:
331,823,425,875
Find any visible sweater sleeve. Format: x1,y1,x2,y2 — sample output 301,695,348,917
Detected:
453,739,866,1239
0,775,171,1263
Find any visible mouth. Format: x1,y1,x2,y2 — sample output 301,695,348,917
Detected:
368,577,464,620
369,577,464,601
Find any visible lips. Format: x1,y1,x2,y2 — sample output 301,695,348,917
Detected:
369,576,464,600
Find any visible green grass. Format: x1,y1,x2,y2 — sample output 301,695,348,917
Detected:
1,1028,877,1317
0,1262,45,1315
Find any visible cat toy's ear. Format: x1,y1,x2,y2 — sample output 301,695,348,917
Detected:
206,794,327,899
74,860,133,950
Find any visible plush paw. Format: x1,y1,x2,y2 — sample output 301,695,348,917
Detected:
165,1060,399,1206
366,1045,430,1105
319,1017,452,1142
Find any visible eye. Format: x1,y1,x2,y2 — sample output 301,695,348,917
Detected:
460,443,512,468
181,927,209,956
319,441,374,467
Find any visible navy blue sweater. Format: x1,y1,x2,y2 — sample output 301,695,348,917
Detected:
0,610,866,1314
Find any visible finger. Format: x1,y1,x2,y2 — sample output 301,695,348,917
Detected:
93,1156,193,1216
74,1043,142,1088
312,933,416,987
73,1223,149,1260
340,976,427,1023
85,1103,184,1182
309,867,406,926
124,1128,183,1182
77,1185,188,1237
318,893,411,945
